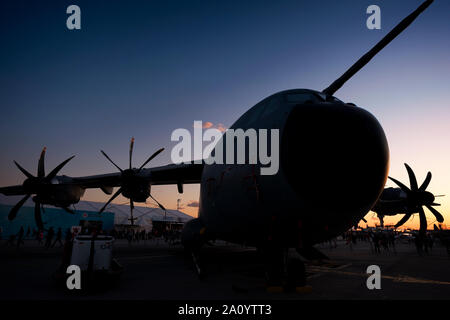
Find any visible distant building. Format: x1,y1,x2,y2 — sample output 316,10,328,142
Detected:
79,199,194,231
0,194,193,238
0,204,114,238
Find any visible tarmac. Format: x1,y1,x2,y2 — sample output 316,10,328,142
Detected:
1,238,449,300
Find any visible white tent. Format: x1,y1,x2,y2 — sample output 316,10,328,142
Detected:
0,194,193,228
64,200,193,227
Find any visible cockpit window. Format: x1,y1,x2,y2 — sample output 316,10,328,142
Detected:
286,93,324,104
286,92,344,104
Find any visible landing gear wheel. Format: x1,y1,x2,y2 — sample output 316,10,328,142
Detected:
264,247,284,291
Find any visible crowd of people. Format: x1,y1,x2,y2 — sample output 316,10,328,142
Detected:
110,228,182,245
4,224,450,257
4,226,68,249
3,225,182,249
337,229,446,255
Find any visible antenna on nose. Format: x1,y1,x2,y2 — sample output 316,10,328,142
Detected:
322,0,434,96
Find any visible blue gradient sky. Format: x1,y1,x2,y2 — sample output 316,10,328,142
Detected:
0,0,449,222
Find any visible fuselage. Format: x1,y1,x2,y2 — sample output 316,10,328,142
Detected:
194,89,389,247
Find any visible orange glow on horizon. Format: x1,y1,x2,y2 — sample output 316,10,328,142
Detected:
81,184,200,219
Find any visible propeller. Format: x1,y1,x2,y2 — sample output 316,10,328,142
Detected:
99,138,165,225
8,148,75,230
389,163,444,235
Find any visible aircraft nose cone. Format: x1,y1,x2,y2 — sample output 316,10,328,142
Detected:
424,191,435,205
281,103,389,233
23,177,39,192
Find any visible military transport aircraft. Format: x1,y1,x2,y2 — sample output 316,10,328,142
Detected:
0,0,437,286
371,163,444,234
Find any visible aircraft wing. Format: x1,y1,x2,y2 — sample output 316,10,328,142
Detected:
70,162,204,189
0,185,26,196
141,163,204,185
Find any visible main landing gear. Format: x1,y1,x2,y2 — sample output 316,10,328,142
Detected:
263,246,312,293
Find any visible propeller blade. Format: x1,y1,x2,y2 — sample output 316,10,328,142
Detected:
394,213,411,228
418,206,427,234
322,0,434,96
8,194,31,220
38,147,46,178
130,199,134,225
361,217,367,223
34,201,44,230
99,187,122,213
388,176,411,194
138,148,164,172
419,171,432,191
435,195,445,197
404,163,418,191
101,151,123,173
430,203,440,206
425,205,444,223
129,137,135,170
149,194,166,211
46,156,75,180
14,161,34,179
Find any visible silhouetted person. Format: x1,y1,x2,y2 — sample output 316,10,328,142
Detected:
381,233,389,253
58,228,75,274
423,235,429,254
414,234,423,255
372,233,381,254
127,231,133,246
389,232,396,254
52,228,63,247
37,229,44,245
16,226,25,249
346,231,353,251
65,228,73,244
428,234,434,252
45,227,55,249
26,226,31,239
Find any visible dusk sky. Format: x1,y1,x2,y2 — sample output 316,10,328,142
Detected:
0,0,449,226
